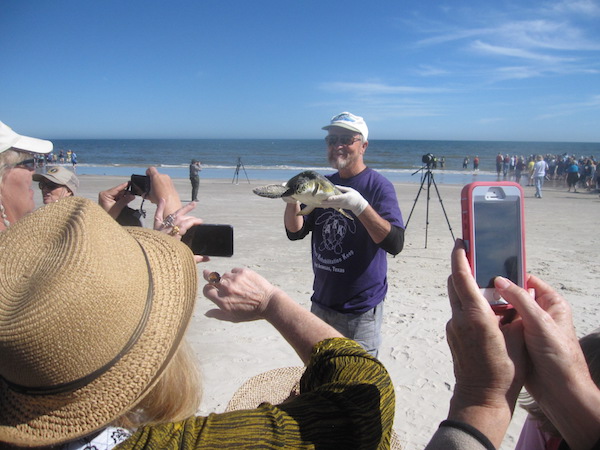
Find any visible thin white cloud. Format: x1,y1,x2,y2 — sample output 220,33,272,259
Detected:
491,66,545,81
478,118,505,124
416,28,492,47
319,81,453,95
549,0,600,16
471,40,576,63
537,94,600,119
408,2,600,85
415,65,450,76
496,20,600,51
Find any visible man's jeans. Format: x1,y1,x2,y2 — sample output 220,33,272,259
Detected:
534,175,544,198
311,301,384,358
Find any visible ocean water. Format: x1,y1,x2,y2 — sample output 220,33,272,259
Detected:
50,138,599,185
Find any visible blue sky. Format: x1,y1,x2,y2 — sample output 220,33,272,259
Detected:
1,0,599,141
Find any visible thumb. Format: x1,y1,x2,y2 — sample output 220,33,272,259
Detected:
334,185,350,193
205,309,230,320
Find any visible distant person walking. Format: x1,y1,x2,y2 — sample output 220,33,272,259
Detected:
515,156,526,185
189,159,202,201
462,156,469,169
533,155,548,198
566,158,580,192
496,153,503,176
473,156,479,171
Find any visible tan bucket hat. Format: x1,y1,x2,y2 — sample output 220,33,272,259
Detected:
0,197,198,447
33,166,80,194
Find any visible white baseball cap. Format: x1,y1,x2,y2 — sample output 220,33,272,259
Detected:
322,112,369,141
0,121,53,154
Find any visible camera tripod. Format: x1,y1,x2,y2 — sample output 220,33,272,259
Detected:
405,164,455,248
232,157,250,184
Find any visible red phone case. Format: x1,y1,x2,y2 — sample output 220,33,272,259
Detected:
461,181,526,314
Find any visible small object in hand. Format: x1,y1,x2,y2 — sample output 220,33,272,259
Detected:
208,272,221,284
169,225,180,236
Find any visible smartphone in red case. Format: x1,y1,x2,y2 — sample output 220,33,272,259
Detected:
461,182,526,313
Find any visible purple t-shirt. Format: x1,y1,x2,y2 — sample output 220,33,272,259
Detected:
301,168,404,313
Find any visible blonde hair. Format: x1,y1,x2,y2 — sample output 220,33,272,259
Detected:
520,329,600,436
115,339,203,429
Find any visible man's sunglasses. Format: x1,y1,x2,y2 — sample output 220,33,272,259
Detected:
324,135,361,146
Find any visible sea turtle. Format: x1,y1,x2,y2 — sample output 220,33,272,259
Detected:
253,170,353,219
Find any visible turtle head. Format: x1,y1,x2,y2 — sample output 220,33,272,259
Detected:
292,177,315,195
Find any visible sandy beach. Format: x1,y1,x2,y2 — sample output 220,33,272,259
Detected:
40,173,600,449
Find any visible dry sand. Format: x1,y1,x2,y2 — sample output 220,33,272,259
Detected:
50,174,599,449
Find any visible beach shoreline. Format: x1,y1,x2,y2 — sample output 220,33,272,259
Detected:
38,174,600,449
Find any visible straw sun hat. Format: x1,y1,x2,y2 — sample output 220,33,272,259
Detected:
226,367,403,449
0,197,198,447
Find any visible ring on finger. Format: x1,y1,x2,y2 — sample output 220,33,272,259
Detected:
169,225,180,236
208,272,221,284
162,213,176,228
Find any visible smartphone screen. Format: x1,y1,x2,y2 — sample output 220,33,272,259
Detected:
473,196,523,287
181,224,234,257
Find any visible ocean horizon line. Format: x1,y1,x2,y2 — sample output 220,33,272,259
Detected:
50,137,600,145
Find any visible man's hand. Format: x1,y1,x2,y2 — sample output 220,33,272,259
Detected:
324,185,369,215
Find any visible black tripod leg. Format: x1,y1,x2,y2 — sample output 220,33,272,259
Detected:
405,171,429,228
241,162,250,183
425,171,432,248
429,173,456,241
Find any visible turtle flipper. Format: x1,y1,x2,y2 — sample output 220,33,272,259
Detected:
297,205,316,216
337,208,354,220
253,184,292,198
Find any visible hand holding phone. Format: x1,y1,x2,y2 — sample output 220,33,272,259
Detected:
461,182,526,313
181,224,234,257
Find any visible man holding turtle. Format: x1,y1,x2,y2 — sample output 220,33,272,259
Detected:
284,112,405,357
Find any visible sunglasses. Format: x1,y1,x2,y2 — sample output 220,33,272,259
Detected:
39,180,63,191
4,158,36,171
324,135,361,146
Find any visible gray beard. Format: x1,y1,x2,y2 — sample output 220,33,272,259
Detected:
329,155,350,170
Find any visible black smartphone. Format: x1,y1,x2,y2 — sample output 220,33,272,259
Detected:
128,174,150,196
181,224,234,257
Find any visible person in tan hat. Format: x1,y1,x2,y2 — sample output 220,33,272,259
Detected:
0,120,53,230
33,165,79,204
0,196,394,449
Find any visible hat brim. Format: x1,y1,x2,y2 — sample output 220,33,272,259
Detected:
0,227,197,446
32,172,75,193
322,123,363,136
11,135,53,154
226,367,305,412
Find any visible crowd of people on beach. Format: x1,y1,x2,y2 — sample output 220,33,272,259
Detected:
459,152,599,194
426,152,598,195
34,148,78,171
1,117,600,449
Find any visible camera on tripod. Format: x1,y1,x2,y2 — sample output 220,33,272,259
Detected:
407,152,455,248
422,153,436,167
